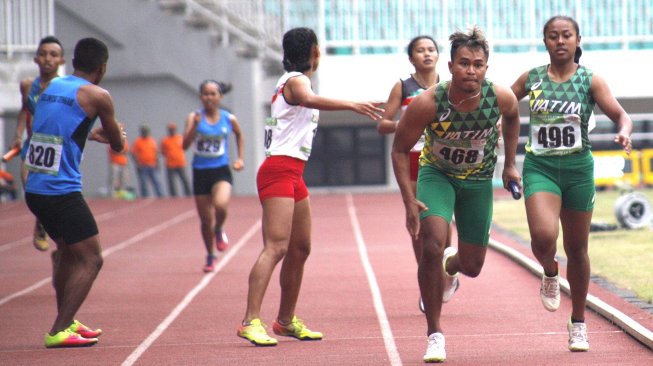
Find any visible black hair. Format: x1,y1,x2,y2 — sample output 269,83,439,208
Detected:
449,25,489,61
407,35,439,57
72,37,108,73
38,35,63,55
282,27,318,72
199,80,232,95
543,15,583,63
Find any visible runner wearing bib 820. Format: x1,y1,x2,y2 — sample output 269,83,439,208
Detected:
24,37,125,349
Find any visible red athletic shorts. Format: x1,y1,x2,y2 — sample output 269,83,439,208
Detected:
257,155,308,202
410,151,420,181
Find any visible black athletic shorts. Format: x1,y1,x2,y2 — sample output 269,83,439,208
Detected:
193,165,233,195
25,191,99,245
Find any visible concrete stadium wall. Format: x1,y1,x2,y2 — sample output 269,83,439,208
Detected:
1,0,272,198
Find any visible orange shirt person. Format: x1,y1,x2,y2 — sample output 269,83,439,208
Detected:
160,123,191,196
130,125,163,197
108,138,132,199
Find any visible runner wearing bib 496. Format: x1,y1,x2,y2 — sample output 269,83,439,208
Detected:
524,64,593,157
511,15,633,353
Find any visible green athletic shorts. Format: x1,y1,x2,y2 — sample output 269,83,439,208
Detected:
416,165,493,246
523,150,595,211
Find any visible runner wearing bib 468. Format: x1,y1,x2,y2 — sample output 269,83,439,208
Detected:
392,26,521,363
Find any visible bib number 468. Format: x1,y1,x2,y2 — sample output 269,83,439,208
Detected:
439,147,479,164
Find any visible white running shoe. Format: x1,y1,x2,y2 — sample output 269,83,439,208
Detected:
540,273,560,311
442,247,459,303
423,332,446,363
567,319,590,352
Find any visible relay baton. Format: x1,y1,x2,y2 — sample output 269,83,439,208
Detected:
508,181,521,200
2,147,20,162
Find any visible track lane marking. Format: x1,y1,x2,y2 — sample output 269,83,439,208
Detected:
121,219,262,366
0,199,156,253
0,208,194,307
346,193,402,366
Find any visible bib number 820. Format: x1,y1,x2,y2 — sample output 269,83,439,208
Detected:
28,145,57,168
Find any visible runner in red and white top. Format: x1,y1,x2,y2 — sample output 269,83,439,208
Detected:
238,27,383,347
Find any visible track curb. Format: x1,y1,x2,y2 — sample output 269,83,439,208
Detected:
489,237,653,350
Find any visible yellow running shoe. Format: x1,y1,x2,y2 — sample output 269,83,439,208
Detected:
237,319,278,346
33,221,49,251
272,316,323,341
44,329,98,348
68,319,103,338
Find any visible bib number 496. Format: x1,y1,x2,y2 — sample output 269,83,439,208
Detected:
536,125,576,148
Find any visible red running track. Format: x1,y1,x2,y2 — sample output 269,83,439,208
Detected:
0,192,651,365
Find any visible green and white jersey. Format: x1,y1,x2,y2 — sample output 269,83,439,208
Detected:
524,65,595,156
419,79,501,180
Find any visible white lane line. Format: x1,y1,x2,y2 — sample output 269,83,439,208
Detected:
0,209,195,307
121,219,262,366
0,238,30,253
0,199,156,253
346,193,402,366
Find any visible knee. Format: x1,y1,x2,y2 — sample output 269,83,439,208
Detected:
459,258,483,278
530,234,557,256
289,241,311,260
419,239,445,267
564,244,588,262
530,226,557,247
460,263,483,278
264,243,288,262
214,205,227,217
83,252,103,273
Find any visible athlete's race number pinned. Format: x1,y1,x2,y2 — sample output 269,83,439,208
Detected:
264,118,277,150
438,147,479,164
264,129,273,149
536,125,576,148
194,136,224,157
530,115,582,154
24,133,63,175
432,140,485,168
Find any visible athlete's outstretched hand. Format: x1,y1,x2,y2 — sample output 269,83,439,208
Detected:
352,101,385,121
614,133,632,155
